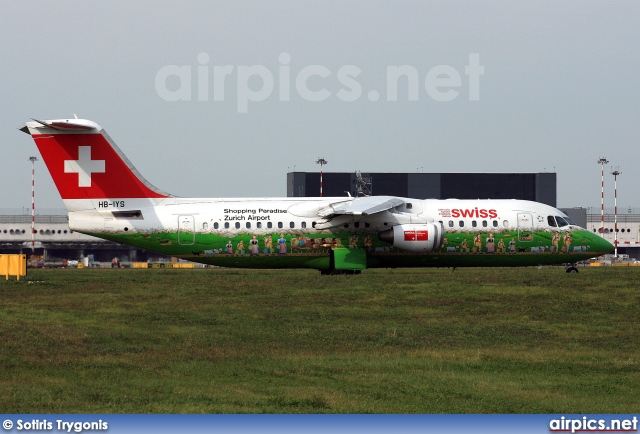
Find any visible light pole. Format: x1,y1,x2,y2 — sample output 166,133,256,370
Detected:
597,157,608,236
29,156,38,254
611,167,621,257
316,158,327,197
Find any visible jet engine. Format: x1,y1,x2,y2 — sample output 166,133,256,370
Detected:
378,223,444,252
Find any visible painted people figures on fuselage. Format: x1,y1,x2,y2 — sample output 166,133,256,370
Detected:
236,239,245,255
486,234,495,253
249,235,259,256
277,234,287,255
263,235,273,254
562,232,572,253
551,232,560,253
473,234,482,253
460,238,470,253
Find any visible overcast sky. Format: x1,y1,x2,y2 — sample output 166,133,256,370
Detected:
1,1,638,212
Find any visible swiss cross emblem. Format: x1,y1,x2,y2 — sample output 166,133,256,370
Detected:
404,230,428,241
64,146,106,187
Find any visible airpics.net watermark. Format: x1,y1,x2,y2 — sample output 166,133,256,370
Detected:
155,52,484,113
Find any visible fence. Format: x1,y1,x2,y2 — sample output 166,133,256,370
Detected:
135,263,195,269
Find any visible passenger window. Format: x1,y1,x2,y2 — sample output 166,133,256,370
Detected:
278,222,283,229
354,222,359,228
214,222,219,229
203,222,208,230
459,221,464,228
235,222,240,229
503,220,509,227
493,221,498,228
267,222,273,229
290,222,295,229
301,221,307,228
246,222,251,229
547,216,557,227
448,220,454,227
472,220,477,228
482,220,487,227
257,222,262,229
365,223,370,228
224,222,229,229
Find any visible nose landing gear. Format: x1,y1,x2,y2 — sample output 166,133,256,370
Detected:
565,264,579,273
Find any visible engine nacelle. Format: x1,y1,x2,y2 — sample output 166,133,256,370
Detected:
378,223,444,252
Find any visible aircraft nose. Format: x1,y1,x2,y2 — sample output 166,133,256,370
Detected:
601,237,615,253
591,232,614,253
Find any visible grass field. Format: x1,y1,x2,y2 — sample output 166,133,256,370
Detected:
1,267,638,413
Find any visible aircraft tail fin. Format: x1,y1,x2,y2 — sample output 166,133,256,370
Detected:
23,118,171,211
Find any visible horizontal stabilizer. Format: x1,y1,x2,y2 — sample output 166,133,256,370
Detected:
25,118,101,134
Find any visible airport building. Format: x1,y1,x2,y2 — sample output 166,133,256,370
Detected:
0,214,159,265
586,210,640,259
287,172,557,207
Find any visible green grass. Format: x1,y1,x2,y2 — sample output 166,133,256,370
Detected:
1,267,639,413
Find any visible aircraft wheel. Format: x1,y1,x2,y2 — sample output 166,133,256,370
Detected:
566,266,579,273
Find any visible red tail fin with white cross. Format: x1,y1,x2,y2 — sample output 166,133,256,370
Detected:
22,118,170,204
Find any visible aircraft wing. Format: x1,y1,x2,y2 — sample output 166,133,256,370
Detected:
313,196,408,229
318,196,405,217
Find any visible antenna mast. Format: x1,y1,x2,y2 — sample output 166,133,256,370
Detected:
29,156,38,254
611,167,621,257
597,157,609,236
316,158,327,197
354,170,372,197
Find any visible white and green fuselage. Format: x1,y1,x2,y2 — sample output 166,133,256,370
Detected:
68,197,612,271
23,118,613,273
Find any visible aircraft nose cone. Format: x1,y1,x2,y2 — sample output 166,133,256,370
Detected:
587,231,614,254
600,237,615,253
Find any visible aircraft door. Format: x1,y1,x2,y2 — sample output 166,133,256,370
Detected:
104,217,113,231
517,213,533,242
178,215,195,245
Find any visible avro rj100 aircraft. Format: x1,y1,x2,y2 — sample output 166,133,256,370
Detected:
22,118,613,274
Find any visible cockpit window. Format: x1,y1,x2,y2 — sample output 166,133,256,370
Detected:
564,217,576,226
555,216,568,227
547,216,557,227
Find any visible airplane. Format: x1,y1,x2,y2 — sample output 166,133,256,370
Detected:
21,118,613,274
